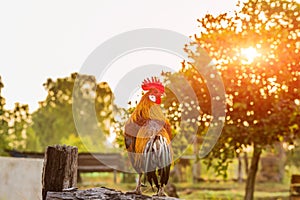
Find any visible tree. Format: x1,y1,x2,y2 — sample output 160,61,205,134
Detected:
31,73,114,152
8,103,31,150
173,0,299,199
25,126,42,151
0,76,10,154
0,76,31,154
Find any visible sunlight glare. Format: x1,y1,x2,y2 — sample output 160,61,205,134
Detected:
107,127,117,144
241,47,260,64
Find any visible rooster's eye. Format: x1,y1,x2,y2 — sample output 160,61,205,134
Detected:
149,95,156,102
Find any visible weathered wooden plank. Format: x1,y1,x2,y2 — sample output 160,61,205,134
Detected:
46,187,180,200
42,145,78,200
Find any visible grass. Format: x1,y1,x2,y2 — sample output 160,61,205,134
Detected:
78,172,291,200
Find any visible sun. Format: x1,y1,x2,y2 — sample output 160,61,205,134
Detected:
241,47,260,64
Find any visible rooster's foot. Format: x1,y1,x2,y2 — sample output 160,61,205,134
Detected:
154,186,167,197
126,189,142,195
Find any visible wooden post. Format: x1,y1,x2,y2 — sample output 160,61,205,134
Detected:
113,169,117,184
42,145,78,200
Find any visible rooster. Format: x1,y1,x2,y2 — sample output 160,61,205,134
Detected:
124,77,172,196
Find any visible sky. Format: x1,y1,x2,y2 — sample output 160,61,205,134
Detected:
0,0,238,112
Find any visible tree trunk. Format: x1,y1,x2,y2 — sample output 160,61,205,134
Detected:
171,164,182,182
192,137,201,183
244,152,249,176
237,153,243,183
244,144,262,200
276,142,286,182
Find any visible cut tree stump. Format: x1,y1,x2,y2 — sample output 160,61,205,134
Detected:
42,145,78,200
46,187,180,200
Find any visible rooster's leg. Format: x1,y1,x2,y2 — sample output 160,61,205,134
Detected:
126,173,142,195
157,185,167,197
135,173,142,194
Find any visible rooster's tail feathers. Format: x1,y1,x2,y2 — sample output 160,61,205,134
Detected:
143,134,172,188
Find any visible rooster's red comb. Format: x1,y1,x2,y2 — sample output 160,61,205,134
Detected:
141,77,164,93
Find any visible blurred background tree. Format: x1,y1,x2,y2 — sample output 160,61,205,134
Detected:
0,73,116,154
0,76,31,154
180,0,300,199
0,76,10,154
31,73,114,152
8,103,31,150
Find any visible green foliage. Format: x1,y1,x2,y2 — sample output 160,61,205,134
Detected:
0,76,31,154
8,103,31,150
25,126,42,151
31,73,114,152
0,76,9,154
112,106,133,149
60,134,106,152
